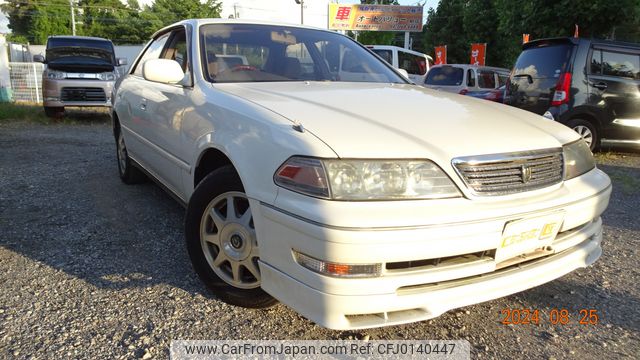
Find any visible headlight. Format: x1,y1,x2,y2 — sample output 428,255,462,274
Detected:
274,156,460,200
47,71,65,80
563,139,595,180
98,72,116,81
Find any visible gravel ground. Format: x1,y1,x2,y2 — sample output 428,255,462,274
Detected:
1,117,639,359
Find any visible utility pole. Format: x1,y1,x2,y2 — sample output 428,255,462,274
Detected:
233,3,239,19
69,0,76,36
294,0,304,25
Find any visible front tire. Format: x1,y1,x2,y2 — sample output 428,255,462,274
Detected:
44,106,64,118
567,118,598,151
185,165,277,309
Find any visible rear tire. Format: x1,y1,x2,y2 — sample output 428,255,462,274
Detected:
567,118,598,151
44,106,64,118
185,165,277,309
115,127,147,184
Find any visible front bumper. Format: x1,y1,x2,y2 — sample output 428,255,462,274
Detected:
43,78,113,108
254,168,611,330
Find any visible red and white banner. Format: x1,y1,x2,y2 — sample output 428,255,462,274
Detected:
434,45,447,65
470,43,487,66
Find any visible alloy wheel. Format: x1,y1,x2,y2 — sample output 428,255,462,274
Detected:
199,191,261,289
573,125,593,148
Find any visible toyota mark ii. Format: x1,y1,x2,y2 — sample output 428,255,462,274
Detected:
112,19,611,330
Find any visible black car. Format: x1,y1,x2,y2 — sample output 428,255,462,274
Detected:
505,37,640,150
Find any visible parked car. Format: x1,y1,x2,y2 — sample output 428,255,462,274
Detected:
424,64,510,95
505,37,640,151
112,19,611,330
33,36,127,117
465,85,506,103
367,45,433,83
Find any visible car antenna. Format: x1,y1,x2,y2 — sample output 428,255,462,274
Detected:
292,120,304,133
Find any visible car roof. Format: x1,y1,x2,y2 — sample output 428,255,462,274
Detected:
430,64,510,73
524,36,640,51
48,35,110,42
366,45,434,60
152,18,338,39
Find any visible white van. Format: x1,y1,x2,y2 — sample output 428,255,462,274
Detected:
366,45,433,83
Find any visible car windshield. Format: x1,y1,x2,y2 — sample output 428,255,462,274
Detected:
513,43,572,79
200,24,406,84
424,66,464,85
46,38,115,65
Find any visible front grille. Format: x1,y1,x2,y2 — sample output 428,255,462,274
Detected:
61,87,106,102
453,149,563,195
386,250,495,271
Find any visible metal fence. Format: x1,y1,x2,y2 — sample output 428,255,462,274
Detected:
8,62,44,103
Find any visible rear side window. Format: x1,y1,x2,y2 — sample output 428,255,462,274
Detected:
425,66,463,85
497,73,509,86
590,50,602,74
478,70,495,88
602,50,639,79
513,44,572,78
398,51,427,75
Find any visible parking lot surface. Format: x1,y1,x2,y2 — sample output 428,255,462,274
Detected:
1,118,639,359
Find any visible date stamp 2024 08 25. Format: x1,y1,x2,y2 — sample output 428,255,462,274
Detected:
501,309,600,326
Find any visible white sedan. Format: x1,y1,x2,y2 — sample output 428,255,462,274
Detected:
112,19,611,330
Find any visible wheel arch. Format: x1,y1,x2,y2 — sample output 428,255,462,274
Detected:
193,147,235,189
568,112,601,133
111,111,121,138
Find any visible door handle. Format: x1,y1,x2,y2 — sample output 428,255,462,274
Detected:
592,82,607,91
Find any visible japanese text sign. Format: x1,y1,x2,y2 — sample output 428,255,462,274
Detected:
328,4,423,32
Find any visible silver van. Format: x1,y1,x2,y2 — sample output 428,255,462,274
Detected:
424,64,509,95
34,36,126,117
367,45,433,83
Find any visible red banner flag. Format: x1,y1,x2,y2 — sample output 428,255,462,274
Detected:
434,45,447,65
470,43,487,66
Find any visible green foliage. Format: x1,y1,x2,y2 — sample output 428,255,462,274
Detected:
421,0,640,68
1,0,74,44
1,0,222,45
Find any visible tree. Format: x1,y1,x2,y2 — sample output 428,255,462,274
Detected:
421,0,466,63
148,0,222,26
2,0,223,45
79,0,152,44
421,0,640,68
1,0,74,44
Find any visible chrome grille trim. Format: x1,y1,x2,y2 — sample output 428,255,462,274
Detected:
452,149,564,195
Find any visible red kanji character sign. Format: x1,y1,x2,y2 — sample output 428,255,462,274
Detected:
335,7,351,21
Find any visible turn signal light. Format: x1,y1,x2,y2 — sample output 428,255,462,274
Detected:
293,251,382,278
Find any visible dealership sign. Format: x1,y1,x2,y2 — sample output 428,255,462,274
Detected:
328,4,423,32
470,43,486,66
434,45,447,65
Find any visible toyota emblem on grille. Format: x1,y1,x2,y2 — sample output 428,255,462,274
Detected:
521,164,532,183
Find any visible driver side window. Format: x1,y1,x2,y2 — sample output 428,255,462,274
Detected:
132,32,170,77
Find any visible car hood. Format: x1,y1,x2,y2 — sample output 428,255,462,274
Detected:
216,82,579,160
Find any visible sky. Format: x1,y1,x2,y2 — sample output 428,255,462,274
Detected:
0,0,440,35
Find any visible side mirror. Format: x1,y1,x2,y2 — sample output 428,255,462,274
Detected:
117,57,128,66
142,59,185,84
33,55,45,63
397,68,410,79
